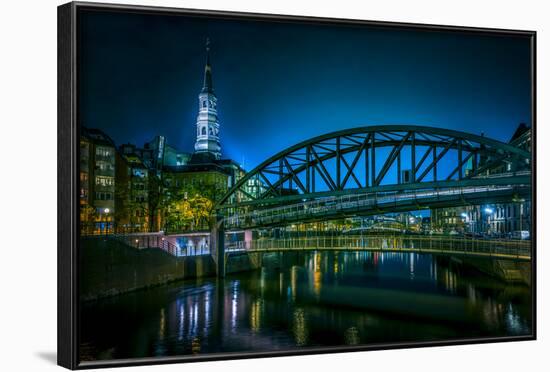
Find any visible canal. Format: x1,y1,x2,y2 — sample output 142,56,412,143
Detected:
79,250,532,361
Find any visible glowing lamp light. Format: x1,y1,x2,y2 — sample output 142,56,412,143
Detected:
104,208,110,214
484,208,494,214
461,213,468,218
135,239,139,243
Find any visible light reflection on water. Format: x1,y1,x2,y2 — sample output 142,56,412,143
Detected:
80,251,532,361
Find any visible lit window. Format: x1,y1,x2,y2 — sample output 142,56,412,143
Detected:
95,176,114,186
95,147,113,158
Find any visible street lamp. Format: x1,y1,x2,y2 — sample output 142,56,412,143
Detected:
460,212,470,234
103,208,110,235
520,204,524,232
483,207,495,235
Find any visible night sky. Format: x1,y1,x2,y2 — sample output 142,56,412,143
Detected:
78,8,532,171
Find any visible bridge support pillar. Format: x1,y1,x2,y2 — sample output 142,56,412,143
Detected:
211,214,226,277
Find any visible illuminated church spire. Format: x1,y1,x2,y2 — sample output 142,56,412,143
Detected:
194,38,221,159
202,38,214,94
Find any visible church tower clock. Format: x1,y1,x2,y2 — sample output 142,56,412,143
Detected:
193,38,222,160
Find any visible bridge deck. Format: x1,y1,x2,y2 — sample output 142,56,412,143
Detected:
224,183,531,229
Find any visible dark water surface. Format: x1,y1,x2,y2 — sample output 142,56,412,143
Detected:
80,251,532,361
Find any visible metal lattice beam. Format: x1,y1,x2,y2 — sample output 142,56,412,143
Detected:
217,125,530,209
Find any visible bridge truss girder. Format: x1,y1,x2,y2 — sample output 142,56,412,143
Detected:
217,125,531,210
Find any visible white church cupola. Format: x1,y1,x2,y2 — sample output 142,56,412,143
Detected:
193,38,222,160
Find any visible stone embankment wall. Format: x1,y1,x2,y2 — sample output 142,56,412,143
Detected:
80,238,216,301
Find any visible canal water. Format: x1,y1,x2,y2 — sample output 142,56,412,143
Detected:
79,251,532,361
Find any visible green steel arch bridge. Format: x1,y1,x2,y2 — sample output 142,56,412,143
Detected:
209,125,532,275
215,125,531,226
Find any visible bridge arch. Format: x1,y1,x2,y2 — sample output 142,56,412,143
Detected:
217,125,530,209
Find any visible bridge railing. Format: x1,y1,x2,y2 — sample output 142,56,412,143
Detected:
109,233,181,256
225,235,531,260
88,233,211,257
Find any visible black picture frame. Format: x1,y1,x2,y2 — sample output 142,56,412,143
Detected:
58,1,537,369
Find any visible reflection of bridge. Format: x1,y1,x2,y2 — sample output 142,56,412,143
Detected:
225,235,531,261
210,125,532,275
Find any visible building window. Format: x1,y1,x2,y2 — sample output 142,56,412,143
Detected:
96,176,114,187
95,192,113,200
97,162,114,172
95,147,113,158
202,100,207,108
202,127,206,135
209,127,214,135
80,142,89,155
132,169,146,178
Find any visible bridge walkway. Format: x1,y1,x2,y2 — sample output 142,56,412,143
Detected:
225,235,531,261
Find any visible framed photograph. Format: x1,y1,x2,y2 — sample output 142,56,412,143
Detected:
58,1,536,369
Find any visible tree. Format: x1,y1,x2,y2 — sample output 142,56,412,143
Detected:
147,172,167,232
188,193,213,229
165,197,194,232
115,179,149,233
80,203,97,235
162,179,225,233
114,184,133,233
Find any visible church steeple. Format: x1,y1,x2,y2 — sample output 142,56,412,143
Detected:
194,38,221,160
201,38,214,94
